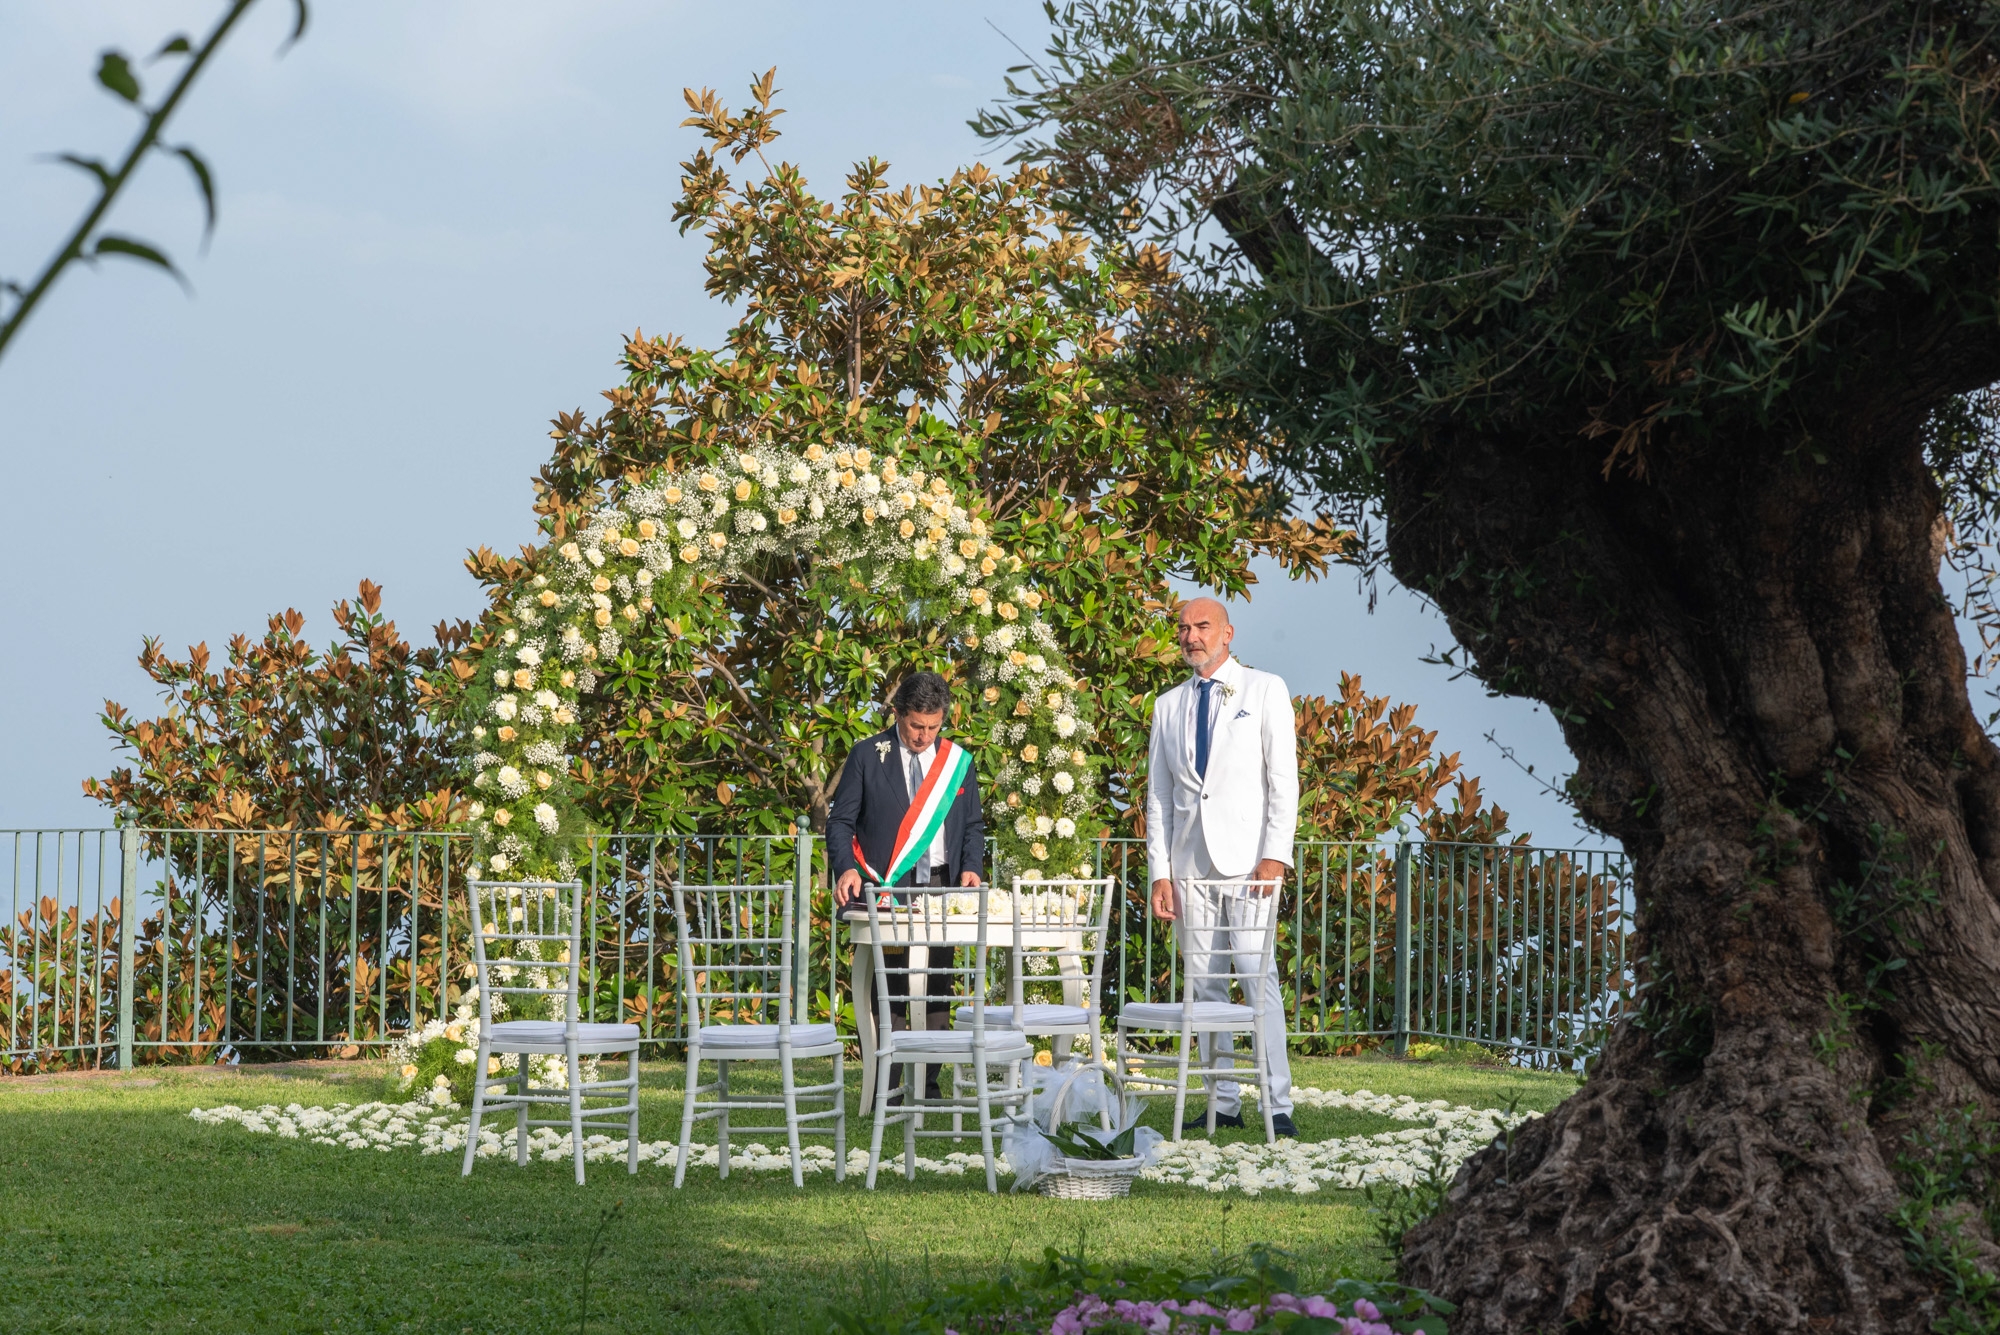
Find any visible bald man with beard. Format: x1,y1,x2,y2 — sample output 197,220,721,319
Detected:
1144,597,1300,1138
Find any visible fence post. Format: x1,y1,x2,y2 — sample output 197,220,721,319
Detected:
794,818,812,1014
1392,840,1411,1058
117,827,138,1071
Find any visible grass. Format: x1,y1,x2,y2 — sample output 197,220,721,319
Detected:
0,1053,1573,1334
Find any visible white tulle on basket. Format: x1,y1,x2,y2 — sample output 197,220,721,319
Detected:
1005,1060,1164,1197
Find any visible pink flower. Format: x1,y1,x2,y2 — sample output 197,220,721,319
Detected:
1225,1309,1258,1331
1353,1299,1381,1320
1302,1297,1339,1318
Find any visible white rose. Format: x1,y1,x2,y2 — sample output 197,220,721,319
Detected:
1034,815,1054,836
677,518,697,538
534,689,559,710
492,696,518,721
1055,817,1076,838
497,765,521,788
492,669,509,687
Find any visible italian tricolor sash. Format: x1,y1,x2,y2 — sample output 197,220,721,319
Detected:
852,735,973,888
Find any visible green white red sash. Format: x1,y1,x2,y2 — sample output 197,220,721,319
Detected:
853,735,972,889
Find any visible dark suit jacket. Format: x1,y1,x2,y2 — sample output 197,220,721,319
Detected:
826,725,984,890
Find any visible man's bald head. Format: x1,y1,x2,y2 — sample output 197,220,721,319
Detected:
1176,596,1235,676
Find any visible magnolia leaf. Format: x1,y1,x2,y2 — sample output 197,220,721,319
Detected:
96,50,141,103
152,35,193,59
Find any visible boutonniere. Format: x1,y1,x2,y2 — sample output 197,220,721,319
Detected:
875,740,892,763
1217,680,1238,703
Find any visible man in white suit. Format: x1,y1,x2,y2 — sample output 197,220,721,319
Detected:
1145,596,1299,1137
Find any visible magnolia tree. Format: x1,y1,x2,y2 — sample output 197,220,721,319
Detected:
437,75,1345,839
988,0,2000,1329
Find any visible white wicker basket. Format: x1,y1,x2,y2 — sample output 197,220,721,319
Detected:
1036,1155,1146,1199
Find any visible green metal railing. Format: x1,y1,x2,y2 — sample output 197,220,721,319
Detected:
1,826,1632,1072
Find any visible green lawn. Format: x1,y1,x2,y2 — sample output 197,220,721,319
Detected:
0,1054,1573,1334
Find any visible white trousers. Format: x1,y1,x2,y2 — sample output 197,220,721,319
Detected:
1179,875,1294,1117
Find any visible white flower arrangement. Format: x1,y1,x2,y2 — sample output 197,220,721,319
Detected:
464,442,1103,882
189,1084,1535,1196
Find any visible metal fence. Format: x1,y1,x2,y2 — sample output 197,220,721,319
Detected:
1,826,1632,1073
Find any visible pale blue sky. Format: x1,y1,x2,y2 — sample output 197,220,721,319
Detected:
0,0,1598,845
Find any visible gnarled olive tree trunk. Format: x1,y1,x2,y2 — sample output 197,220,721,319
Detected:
1394,389,2000,1330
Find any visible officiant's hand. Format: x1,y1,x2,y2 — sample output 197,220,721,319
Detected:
960,870,981,887
835,868,862,906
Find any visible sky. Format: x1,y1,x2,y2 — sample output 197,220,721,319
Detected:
0,0,1602,846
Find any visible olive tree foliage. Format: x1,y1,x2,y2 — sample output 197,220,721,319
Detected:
984,3,2000,1331
439,74,1345,837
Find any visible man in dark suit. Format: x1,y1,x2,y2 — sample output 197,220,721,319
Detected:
826,671,984,1101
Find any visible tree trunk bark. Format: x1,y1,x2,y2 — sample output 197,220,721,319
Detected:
1389,400,2000,1331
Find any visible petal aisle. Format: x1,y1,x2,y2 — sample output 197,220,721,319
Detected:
186,1085,1537,1195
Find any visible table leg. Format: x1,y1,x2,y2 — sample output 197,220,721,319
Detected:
853,936,877,1116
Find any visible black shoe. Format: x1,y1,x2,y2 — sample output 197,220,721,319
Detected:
1182,1110,1244,1133
1270,1113,1297,1139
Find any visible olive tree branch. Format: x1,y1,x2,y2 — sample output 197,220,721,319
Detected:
0,0,307,365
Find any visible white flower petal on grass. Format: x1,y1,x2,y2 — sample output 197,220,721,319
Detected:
189,1085,1531,1197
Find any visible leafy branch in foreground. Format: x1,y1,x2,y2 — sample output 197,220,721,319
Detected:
0,0,307,365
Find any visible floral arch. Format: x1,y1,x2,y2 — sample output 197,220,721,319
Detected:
460,441,1101,883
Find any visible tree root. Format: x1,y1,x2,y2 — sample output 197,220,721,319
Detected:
1401,1024,1944,1334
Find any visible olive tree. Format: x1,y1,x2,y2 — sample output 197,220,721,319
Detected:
985,1,2000,1328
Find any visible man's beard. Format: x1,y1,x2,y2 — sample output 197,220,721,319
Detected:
1181,645,1226,673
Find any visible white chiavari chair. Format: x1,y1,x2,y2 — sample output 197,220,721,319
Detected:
461,879,641,1185
862,886,1031,1192
672,879,844,1188
1114,877,1282,1142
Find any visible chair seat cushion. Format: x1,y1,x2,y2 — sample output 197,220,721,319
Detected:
694,1022,841,1051
485,1020,641,1048
887,1029,1033,1057
955,1003,1090,1029
1118,1001,1256,1029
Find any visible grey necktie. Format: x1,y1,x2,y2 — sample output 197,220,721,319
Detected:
907,748,929,885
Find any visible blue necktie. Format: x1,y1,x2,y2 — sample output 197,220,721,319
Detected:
1194,678,1214,780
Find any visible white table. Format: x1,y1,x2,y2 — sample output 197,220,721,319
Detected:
844,912,1089,1114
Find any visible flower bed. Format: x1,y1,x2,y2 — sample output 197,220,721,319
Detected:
187,1084,1533,1197
827,1242,1452,1333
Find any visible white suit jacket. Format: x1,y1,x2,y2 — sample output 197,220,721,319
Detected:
1144,656,1299,885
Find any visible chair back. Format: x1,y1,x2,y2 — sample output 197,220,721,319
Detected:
465,879,585,1034
1173,878,1282,1019
671,881,796,1032
1008,877,1115,1025
862,885,994,1044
